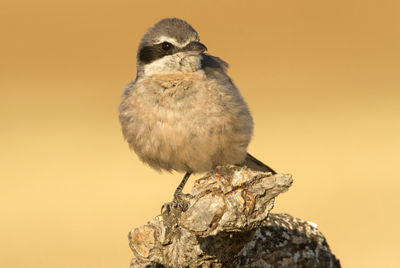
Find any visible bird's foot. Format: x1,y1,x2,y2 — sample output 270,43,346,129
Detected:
161,192,193,214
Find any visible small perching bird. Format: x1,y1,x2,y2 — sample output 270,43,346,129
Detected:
119,18,276,210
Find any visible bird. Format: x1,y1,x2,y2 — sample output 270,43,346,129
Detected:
119,18,276,211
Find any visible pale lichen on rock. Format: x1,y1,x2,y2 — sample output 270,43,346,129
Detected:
128,166,340,267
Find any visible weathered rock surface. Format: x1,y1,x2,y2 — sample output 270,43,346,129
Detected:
128,166,340,267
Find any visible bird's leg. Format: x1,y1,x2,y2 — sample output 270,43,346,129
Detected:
162,172,193,213
174,172,191,198
172,172,192,211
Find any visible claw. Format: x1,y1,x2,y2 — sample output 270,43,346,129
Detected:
161,172,193,214
174,192,192,211
161,202,171,214
161,192,193,214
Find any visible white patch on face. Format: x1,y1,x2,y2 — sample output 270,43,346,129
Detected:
155,35,198,48
143,52,203,76
154,36,194,48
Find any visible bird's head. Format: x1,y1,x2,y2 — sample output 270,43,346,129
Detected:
136,18,207,76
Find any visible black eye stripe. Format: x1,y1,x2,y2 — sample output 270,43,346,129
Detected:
138,42,177,64
138,46,159,64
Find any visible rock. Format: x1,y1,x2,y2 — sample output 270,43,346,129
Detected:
128,165,340,267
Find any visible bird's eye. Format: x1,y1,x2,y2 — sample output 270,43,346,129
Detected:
161,42,173,50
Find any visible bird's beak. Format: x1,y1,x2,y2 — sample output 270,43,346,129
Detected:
184,41,208,53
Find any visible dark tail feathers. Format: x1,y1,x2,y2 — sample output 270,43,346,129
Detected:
242,153,277,174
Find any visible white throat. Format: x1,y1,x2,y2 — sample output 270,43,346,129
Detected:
143,52,203,76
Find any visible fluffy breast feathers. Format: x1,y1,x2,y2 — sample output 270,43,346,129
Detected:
119,66,253,172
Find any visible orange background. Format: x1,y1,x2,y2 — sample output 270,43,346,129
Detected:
1,1,399,267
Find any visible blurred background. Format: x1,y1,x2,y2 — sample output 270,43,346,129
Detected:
1,0,399,267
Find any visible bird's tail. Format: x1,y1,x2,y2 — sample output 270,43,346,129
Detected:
242,153,277,174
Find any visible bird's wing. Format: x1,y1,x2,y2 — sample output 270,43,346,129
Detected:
243,153,277,174
201,54,232,82
201,55,276,174
122,78,138,96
